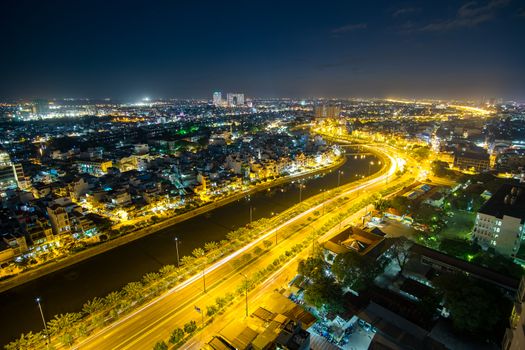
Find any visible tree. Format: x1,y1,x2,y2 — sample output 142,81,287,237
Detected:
414,204,439,226
431,161,451,177
297,256,325,283
184,320,197,333
47,313,82,337
411,146,430,160
215,297,227,309
390,238,412,275
82,297,105,315
192,248,205,259
153,340,168,350
226,230,241,241
263,240,273,249
180,255,195,266
123,281,143,300
439,238,479,260
104,291,122,306
206,304,218,316
434,273,512,339
159,264,176,276
169,328,185,344
303,275,344,313
332,251,386,291
374,198,391,212
143,272,161,285
331,251,362,288
390,196,411,214
204,241,218,252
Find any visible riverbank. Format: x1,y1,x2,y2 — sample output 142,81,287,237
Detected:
0,156,346,293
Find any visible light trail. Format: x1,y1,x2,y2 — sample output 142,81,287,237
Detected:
73,146,397,349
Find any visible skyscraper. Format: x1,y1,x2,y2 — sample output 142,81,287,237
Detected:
314,104,341,119
227,93,244,107
213,92,222,106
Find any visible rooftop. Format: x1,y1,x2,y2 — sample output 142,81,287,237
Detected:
478,183,525,221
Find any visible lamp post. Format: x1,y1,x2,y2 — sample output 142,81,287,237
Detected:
337,170,343,187
239,273,248,317
249,205,253,224
202,263,206,293
174,237,180,268
320,189,326,215
368,161,375,176
36,297,49,348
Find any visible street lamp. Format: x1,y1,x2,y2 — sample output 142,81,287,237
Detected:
239,273,248,317
202,262,206,293
320,189,326,215
36,297,49,348
368,161,375,176
174,237,180,268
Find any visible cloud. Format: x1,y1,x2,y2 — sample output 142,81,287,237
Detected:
392,7,419,17
518,8,525,17
417,0,510,32
331,23,367,34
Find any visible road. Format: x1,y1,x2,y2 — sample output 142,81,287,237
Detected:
66,144,406,349
182,148,418,349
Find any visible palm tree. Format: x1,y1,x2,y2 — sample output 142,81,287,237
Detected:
82,297,105,315
192,248,205,259
123,281,143,300
226,231,241,241
143,272,160,285
47,313,82,337
159,264,176,276
7,331,45,350
180,255,195,266
204,241,218,252
104,291,122,307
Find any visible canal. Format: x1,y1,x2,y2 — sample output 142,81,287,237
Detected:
0,150,381,345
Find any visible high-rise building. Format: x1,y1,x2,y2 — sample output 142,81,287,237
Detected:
32,99,49,117
227,93,244,107
0,151,17,192
314,104,341,119
213,92,222,106
13,163,30,190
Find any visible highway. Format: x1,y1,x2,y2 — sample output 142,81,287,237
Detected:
67,144,408,349
182,145,419,349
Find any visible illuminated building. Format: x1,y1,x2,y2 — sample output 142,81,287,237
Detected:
472,184,525,257
47,204,72,236
32,99,49,117
0,151,17,192
76,160,113,176
227,93,244,107
453,150,490,172
213,91,222,106
13,163,30,190
314,104,341,119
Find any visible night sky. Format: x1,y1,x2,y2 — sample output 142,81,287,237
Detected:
1,0,524,100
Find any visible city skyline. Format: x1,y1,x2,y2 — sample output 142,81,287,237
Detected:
1,0,524,101
2,1,525,349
